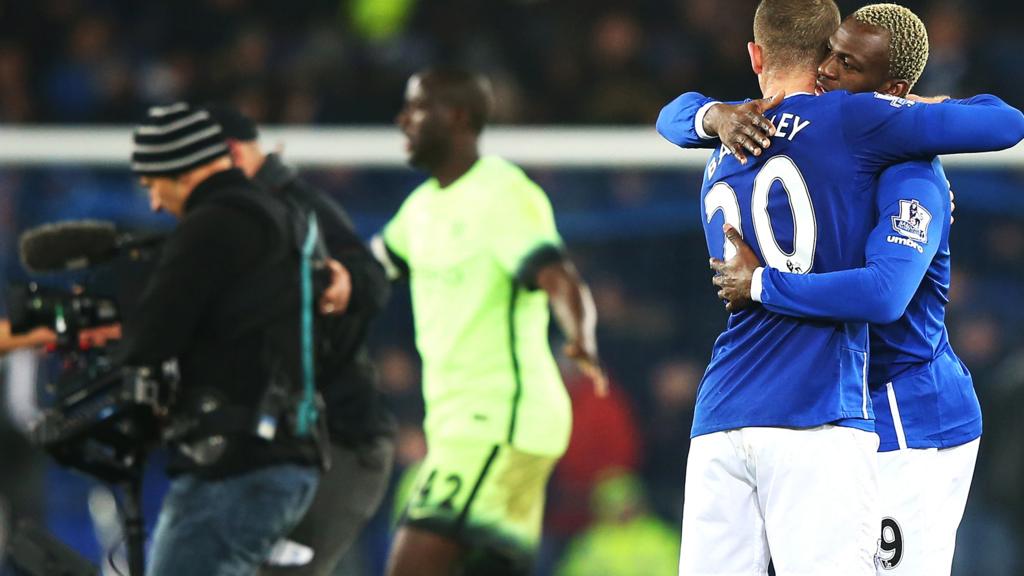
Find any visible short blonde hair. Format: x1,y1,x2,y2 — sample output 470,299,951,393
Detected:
852,4,929,89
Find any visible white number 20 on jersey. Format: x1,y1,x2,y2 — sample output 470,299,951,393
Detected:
704,155,817,274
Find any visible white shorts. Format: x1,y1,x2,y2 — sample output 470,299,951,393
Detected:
875,438,979,575
678,425,879,576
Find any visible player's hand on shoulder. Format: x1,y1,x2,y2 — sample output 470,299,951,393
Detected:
905,94,951,104
705,93,783,165
710,224,761,313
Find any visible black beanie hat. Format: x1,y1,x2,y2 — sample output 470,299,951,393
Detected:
131,102,229,177
205,104,259,142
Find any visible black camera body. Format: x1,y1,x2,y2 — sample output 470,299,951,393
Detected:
7,283,119,349
6,221,174,482
8,221,163,348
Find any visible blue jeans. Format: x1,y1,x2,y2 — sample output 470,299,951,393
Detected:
147,464,319,576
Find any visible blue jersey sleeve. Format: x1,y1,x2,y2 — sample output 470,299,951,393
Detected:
841,92,1024,167
758,160,946,324
944,95,1005,107
656,92,722,149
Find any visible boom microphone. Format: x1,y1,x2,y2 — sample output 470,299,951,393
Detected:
19,220,119,273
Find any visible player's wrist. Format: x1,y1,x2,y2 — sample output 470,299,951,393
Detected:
750,267,765,302
695,102,721,140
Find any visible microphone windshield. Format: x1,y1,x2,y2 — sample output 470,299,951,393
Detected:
20,220,119,273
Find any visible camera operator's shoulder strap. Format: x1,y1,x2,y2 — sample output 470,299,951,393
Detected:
295,211,319,437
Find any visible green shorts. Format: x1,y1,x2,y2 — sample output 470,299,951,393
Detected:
402,439,557,565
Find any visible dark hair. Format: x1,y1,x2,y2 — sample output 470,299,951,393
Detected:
753,0,841,74
418,67,494,134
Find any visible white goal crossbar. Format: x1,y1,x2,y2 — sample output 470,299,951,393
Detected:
1,127,1022,169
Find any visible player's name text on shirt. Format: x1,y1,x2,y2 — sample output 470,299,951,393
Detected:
706,114,812,181
768,113,812,141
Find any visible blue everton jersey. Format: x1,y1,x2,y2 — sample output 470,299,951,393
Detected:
757,159,982,451
869,160,982,451
657,90,1024,438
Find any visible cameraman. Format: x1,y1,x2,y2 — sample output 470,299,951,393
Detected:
207,106,397,576
122,102,323,576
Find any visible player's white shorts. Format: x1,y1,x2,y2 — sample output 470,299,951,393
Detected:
875,438,979,575
678,425,879,576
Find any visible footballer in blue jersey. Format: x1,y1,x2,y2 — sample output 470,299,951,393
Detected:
660,5,1023,576
659,86,1022,440
657,2,1024,576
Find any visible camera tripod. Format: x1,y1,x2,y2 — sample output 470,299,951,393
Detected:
30,362,178,576
115,449,147,576
6,444,148,576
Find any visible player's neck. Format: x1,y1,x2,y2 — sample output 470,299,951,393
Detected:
760,69,816,98
434,146,480,189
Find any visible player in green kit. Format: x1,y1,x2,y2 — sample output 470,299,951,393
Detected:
373,67,606,576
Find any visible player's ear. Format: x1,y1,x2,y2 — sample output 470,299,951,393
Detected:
882,79,911,99
748,42,764,75
226,139,244,168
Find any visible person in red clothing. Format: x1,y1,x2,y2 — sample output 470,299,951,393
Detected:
541,371,640,572
641,359,700,523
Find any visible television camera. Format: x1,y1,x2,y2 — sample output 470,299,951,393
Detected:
5,220,173,576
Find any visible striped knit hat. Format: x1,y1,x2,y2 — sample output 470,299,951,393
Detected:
131,102,229,177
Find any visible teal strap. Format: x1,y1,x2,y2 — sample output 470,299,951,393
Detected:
296,213,319,436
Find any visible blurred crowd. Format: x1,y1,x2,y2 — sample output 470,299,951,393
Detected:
1,164,1023,575
1,0,1024,574
1,0,1023,126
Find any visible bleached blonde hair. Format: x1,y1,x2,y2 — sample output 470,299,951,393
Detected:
852,4,930,89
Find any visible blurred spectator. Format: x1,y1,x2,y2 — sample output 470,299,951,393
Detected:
582,12,662,123
951,316,1004,368
916,1,971,98
948,345,1024,575
984,348,1024,508
542,374,639,572
1,0,1017,125
375,346,424,425
590,274,678,382
555,472,679,576
987,221,1024,280
43,16,128,122
641,358,699,523
349,0,417,41
0,44,33,122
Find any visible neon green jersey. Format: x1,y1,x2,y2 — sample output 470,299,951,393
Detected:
382,156,572,457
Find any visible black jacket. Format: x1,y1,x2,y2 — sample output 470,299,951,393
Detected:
254,154,396,446
120,168,320,478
